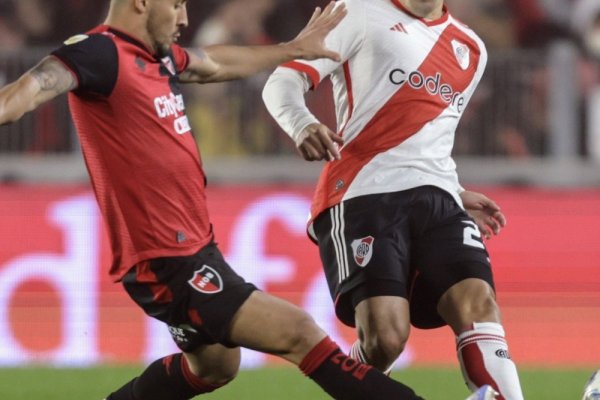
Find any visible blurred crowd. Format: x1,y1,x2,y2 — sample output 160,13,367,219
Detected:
0,0,327,49
0,0,599,158
0,0,598,57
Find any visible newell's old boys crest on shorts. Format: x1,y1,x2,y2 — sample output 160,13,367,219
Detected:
188,265,223,294
351,236,374,267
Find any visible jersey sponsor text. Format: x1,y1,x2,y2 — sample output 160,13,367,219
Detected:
153,92,191,135
388,69,466,112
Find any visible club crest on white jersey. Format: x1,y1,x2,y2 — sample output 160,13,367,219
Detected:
351,236,374,267
451,39,470,70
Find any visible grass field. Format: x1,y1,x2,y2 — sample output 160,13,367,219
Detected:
0,365,594,399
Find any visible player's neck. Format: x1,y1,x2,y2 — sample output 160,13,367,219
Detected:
104,11,155,55
398,0,444,20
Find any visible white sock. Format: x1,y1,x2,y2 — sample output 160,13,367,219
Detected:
349,340,368,363
457,322,524,400
349,340,394,375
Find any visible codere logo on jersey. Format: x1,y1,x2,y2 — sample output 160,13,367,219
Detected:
153,92,191,135
388,69,466,112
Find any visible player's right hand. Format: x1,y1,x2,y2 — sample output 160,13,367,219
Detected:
297,123,344,162
460,190,506,240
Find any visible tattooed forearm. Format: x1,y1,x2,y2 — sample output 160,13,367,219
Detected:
0,56,76,125
29,57,76,95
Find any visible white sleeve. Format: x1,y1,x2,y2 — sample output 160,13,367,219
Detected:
262,67,320,146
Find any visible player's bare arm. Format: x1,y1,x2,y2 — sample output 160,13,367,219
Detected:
0,56,76,126
178,1,346,84
460,190,507,239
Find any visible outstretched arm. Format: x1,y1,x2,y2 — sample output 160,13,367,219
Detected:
0,56,76,126
179,1,346,84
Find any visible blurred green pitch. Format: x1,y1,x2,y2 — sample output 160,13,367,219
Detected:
0,366,593,399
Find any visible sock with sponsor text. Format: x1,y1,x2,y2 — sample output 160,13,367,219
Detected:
300,336,424,400
457,322,523,400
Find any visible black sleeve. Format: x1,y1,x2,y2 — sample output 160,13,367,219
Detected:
51,34,118,97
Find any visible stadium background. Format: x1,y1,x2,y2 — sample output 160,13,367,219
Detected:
1,0,599,398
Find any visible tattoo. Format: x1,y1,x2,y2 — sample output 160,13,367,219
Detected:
188,47,207,61
178,47,222,84
29,57,76,95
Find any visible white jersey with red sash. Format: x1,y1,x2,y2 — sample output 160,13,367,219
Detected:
281,0,487,224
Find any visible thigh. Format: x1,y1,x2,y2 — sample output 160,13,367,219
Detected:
313,193,412,327
122,242,258,350
410,194,495,329
227,291,326,365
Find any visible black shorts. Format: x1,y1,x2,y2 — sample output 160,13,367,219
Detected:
313,186,495,329
122,242,257,351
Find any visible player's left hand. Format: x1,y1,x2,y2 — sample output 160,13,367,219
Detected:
297,122,344,161
460,190,506,240
288,1,347,62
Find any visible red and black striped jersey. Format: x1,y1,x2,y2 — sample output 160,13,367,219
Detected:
52,25,212,281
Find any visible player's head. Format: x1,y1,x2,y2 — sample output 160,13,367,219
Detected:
145,0,189,57
107,0,189,57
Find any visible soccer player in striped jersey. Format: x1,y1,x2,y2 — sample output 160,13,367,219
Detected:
263,0,523,399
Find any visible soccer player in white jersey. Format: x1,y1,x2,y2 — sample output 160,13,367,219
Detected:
263,0,524,399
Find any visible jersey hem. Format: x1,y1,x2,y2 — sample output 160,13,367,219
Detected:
308,181,464,230
342,181,462,208
110,238,212,282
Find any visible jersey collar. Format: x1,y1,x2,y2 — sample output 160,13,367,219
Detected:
97,25,156,57
390,0,449,26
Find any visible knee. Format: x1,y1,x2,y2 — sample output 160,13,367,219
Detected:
438,279,501,333
361,325,410,368
185,350,240,386
466,287,500,321
208,360,239,386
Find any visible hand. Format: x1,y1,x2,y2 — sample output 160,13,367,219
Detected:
288,1,347,62
460,190,506,240
297,123,344,161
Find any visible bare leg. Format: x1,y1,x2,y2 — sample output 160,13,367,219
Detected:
227,291,327,363
437,278,500,333
225,290,426,400
183,343,241,385
353,295,411,371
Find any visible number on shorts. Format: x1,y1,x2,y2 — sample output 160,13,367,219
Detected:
462,220,485,249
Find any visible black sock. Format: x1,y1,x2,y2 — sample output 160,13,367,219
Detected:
106,353,222,400
300,337,426,400
106,378,136,400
